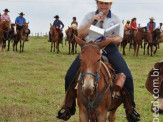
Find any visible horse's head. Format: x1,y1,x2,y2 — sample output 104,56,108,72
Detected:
138,27,148,33
11,23,17,35
50,23,56,35
152,28,161,41
75,36,111,97
23,22,29,34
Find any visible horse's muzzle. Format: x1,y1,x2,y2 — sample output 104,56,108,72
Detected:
82,84,95,97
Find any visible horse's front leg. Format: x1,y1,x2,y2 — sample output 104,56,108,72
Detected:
56,41,59,54
8,39,10,51
20,40,22,53
78,107,89,122
108,108,118,122
96,109,107,122
22,41,24,52
69,41,71,54
75,42,77,54
72,42,74,54
154,44,157,54
50,41,53,52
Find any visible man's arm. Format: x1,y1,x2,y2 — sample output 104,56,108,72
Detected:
61,22,64,30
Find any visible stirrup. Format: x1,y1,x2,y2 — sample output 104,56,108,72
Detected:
56,108,71,121
129,109,140,121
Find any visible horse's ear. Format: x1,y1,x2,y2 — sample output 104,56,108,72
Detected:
50,23,52,27
27,22,29,24
97,38,111,49
74,36,86,47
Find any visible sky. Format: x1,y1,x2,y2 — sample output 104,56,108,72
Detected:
0,0,163,36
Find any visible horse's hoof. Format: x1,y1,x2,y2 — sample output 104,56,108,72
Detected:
57,108,71,121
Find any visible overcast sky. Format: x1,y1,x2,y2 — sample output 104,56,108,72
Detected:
0,0,163,35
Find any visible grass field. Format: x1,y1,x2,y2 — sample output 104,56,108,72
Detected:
0,36,163,122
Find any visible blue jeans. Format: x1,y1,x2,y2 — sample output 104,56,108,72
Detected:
65,44,135,107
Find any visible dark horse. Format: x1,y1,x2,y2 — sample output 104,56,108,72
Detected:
65,27,78,54
74,36,139,122
145,61,163,114
0,21,10,52
13,23,29,53
49,24,60,53
7,23,17,51
144,29,161,56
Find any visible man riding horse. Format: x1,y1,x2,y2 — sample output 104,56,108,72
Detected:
15,12,30,41
53,15,64,43
57,0,140,121
0,8,11,49
147,17,156,33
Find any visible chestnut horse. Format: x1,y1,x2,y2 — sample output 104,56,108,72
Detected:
133,27,149,57
0,21,10,52
65,27,78,54
121,30,130,55
145,61,163,114
49,24,60,53
13,23,29,53
158,32,163,43
75,36,137,122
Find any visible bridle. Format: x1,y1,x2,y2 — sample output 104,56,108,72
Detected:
80,44,101,87
79,44,109,120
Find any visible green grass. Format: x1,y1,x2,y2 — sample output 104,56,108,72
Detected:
0,37,163,122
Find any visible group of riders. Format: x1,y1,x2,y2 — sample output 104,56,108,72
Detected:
48,15,78,43
0,8,30,49
124,17,163,48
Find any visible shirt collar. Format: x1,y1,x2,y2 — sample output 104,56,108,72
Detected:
95,10,111,18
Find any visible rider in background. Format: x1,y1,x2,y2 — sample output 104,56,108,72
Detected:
0,9,11,23
53,15,64,43
15,12,30,41
124,20,130,31
130,17,137,48
157,23,163,32
147,17,156,32
0,9,11,48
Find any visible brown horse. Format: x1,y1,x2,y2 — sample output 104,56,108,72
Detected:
121,30,130,55
0,21,10,52
74,36,138,122
13,23,29,53
145,61,163,114
158,32,163,43
133,27,149,57
65,27,78,54
49,24,60,53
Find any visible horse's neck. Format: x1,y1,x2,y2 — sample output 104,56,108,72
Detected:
0,23,5,29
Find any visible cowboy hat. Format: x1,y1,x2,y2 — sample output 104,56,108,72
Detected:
54,15,59,18
4,9,10,12
149,17,155,20
19,12,25,15
127,20,130,22
97,0,115,2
